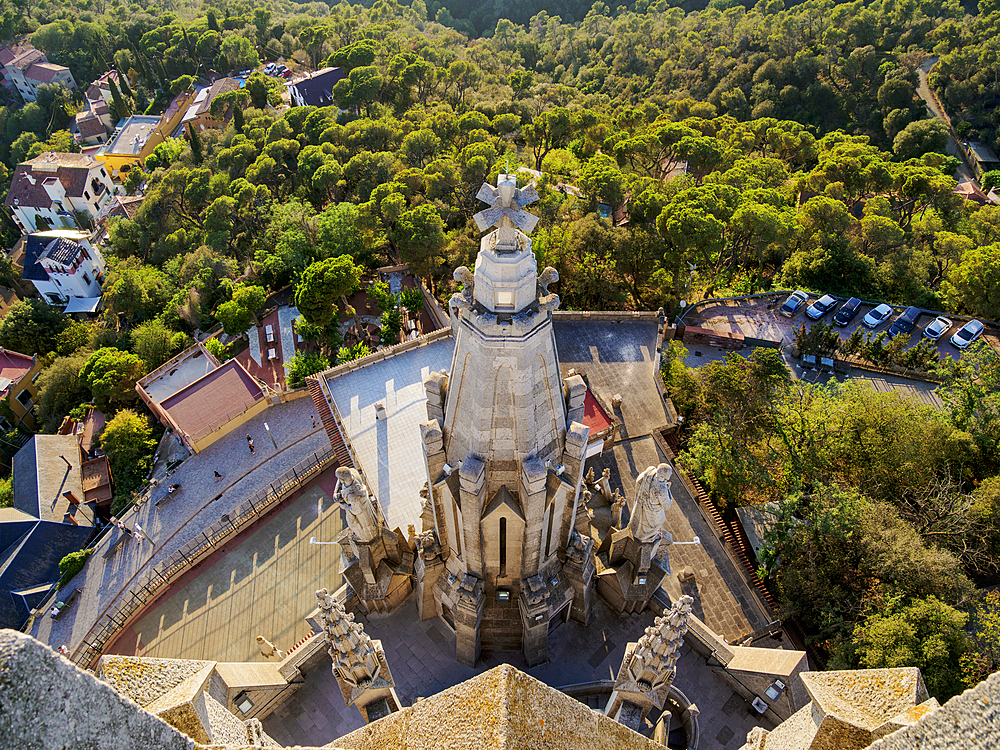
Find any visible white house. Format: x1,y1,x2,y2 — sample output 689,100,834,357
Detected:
21,230,106,307
0,41,76,103
4,152,116,234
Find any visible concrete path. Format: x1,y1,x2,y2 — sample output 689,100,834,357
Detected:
30,397,330,657
917,56,977,187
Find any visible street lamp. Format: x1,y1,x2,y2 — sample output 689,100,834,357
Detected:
264,422,277,449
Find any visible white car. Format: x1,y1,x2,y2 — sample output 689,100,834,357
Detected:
862,303,893,329
950,319,985,349
922,316,952,341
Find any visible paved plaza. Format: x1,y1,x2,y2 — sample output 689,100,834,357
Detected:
103,471,344,664
30,396,330,655
262,594,775,749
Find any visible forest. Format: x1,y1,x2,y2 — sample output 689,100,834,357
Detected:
0,0,996,702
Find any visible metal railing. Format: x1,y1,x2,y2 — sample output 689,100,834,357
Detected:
71,444,340,669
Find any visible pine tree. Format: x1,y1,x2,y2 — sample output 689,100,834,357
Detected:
233,102,245,133
118,71,134,100
108,77,132,120
188,123,203,164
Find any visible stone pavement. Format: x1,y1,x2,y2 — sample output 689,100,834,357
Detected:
30,396,330,655
101,470,344,664
262,594,774,749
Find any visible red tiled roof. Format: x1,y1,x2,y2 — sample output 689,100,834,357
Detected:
581,389,613,434
0,349,34,397
8,48,43,72
4,167,52,209
5,153,98,208
23,62,65,84
159,359,265,439
76,112,107,138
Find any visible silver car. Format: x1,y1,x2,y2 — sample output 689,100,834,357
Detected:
862,303,893,329
922,316,952,341
950,319,985,349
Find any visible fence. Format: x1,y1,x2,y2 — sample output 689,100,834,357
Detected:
70,444,340,669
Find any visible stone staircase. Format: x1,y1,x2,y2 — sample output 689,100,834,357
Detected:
307,376,353,470
479,601,523,655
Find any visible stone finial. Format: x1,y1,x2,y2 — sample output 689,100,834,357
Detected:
538,266,559,294
315,588,386,697
617,595,694,700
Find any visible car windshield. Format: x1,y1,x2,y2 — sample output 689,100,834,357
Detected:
958,327,974,340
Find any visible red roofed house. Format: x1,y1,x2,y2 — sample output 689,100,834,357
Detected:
75,99,114,145
0,41,76,103
0,348,43,431
5,152,116,233
137,341,273,453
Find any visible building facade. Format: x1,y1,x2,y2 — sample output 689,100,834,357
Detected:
5,152,116,233
21,230,106,305
288,67,344,107
0,41,76,102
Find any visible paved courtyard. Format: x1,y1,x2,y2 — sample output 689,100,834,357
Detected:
102,470,344,664
262,594,775,749
30,396,330,656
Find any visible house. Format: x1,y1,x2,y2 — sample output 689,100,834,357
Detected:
136,341,272,453
961,141,1000,180
0,287,20,318
0,40,76,103
0,348,43,431
96,89,194,178
75,99,114,145
288,66,344,107
0,434,97,629
178,77,243,134
20,230,106,308
4,152,116,233
84,70,118,106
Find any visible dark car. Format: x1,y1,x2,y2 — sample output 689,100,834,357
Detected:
833,297,862,327
888,306,922,338
806,294,838,320
779,290,809,318
833,297,861,328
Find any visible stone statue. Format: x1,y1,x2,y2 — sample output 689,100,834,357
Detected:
257,635,284,659
337,467,380,541
629,464,674,548
611,489,627,529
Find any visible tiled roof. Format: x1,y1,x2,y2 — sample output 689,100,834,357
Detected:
103,194,144,221
7,48,44,72
0,349,34,397
38,237,80,266
76,112,107,138
292,67,344,106
159,359,265,439
5,153,98,208
20,236,51,282
23,62,66,84
12,434,85,523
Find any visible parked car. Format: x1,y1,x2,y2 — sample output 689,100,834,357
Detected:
779,290,809,317
922,316,952,341
264,62,277,74
862,303,893,329
279,69,292,79
888,306,922,338
806,294,838,320
951,319,985,349
237,69,252,77
833,297,862,327
275,64,288,74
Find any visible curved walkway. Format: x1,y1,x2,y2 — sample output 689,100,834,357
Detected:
29,397,331,659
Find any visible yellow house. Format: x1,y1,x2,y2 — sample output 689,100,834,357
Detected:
95,90,194,178
0,348,42,431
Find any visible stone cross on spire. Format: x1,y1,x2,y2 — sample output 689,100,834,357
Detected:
473,173,540,245
315,588,398,719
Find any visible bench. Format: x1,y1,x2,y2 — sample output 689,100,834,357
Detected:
50,587,79,618
103,532,129,559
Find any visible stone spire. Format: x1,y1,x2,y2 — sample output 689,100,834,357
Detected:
605,596,695,731
315,588,400,722
416,172,596,668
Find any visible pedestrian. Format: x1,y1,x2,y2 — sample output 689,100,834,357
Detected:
247,433,255,455
311,415,317,428
214,470,223,481
59,645,69,656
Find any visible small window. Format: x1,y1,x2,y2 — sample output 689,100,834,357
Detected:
84,190,90,200
16,389,32,407
496,291,514,308
82,273,91,285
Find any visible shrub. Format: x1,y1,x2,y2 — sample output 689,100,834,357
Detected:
58,548,93,588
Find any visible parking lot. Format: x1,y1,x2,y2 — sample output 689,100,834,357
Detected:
683,294,992,362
